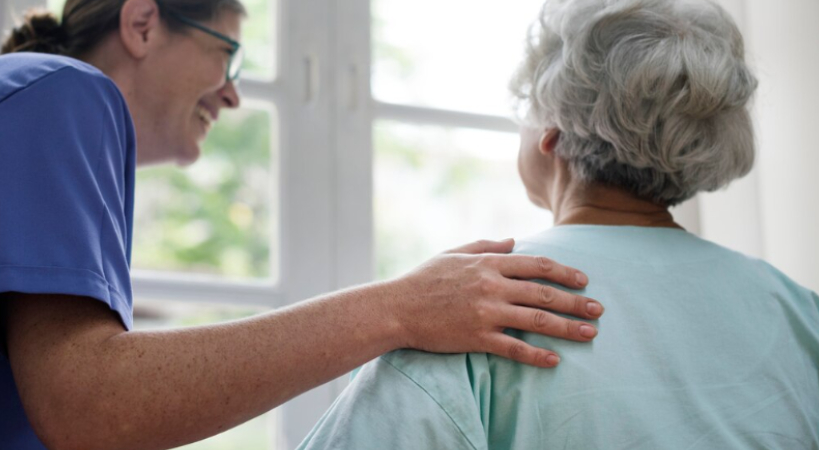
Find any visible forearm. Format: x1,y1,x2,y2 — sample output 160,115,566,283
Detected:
39,282,404,450
11,240,601,450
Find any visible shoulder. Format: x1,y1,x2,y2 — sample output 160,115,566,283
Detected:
752,259,819,305
308,351,489,450
517,226,819,312
0,53,124,110
380,350,490,432
515,225,761,268
374,350,473,405
0,53,133,160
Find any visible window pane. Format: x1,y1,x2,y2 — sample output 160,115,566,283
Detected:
133,300,279,450
241,0,277,79
372,0,544,115
47,0,277,80
374,121,553,280
134,106,278,281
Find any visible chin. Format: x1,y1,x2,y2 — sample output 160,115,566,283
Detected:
176,143,202,167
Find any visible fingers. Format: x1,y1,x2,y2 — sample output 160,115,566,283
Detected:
488,254,588,289
503,279,604,320
445,239,515,255
485,333,561,368
500,305,598,342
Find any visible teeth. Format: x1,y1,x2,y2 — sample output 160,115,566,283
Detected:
196,105,213,126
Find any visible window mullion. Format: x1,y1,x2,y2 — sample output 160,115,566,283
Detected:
332,0,374,291
275,0,341,447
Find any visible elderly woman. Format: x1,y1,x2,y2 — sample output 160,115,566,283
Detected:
296,0,819,448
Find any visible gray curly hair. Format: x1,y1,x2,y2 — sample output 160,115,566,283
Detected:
510,0,758,206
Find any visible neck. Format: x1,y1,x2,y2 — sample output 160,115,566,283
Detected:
80,39,161,167
545,166,683,230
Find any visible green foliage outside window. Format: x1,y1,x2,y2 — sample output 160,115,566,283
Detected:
133,107,275,280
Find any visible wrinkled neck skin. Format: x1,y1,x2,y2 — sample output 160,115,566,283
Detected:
544,159,684,230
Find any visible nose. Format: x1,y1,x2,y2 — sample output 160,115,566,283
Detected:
219,79,241,109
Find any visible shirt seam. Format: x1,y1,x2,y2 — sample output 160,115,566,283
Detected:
97,204,110,291
0,264,124,299
0,65,75,106
379,357,481,450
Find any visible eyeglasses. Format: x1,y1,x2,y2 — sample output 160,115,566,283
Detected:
161,8,244,82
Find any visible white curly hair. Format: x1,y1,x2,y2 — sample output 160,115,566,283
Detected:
510,0,758,206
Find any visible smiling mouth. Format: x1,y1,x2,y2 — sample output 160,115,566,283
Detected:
196,105,215,128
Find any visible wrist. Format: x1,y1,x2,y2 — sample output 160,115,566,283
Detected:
370,277,413,351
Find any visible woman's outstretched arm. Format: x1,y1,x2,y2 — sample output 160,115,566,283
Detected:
4,239,602,450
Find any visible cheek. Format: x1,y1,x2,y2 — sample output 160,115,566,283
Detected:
517,141,539,187
173,48,226,98
518,155,534,195
187,61,225,98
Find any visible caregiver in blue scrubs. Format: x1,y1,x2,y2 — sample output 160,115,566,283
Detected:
0,1,606,448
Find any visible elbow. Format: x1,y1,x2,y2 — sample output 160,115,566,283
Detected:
21,381,113,450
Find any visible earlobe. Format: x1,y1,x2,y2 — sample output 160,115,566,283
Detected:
119,0,162,59
538,128,561,155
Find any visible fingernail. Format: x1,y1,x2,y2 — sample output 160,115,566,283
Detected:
575,272,588,286
579,325,597,338
546,354,560,366
586,302,602,316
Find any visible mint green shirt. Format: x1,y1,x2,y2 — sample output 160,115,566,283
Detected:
298,226,819,450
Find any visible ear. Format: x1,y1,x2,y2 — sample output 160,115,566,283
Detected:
538,128,561,155
119,0,162,59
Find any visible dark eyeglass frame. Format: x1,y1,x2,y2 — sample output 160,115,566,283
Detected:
160,7,244,82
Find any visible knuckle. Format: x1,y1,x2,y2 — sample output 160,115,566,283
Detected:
565,319,574,338
539,285,556,306
532,310,550,330
508,342,525,361
474,331,491,347
536,256,554,275
477,275,498,295
474,305,490,322
573,296,586,316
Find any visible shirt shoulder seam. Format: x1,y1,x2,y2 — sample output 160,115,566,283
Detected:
0,65,73,106
379,356,481,450
0,63,110,107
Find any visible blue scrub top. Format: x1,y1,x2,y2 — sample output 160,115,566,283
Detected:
0,53,136,449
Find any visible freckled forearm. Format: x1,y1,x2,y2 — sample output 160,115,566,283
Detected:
53,281,405,450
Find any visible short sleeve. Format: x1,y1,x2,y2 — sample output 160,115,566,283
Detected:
297,357,478,450
0,63,136,331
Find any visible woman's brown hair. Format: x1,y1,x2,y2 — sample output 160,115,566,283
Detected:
1,0,246,57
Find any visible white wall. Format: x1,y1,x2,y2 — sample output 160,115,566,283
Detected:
682,0,819,293
745,0,819,292
0,0,8,34
2,0,41,35
692,0,764,259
